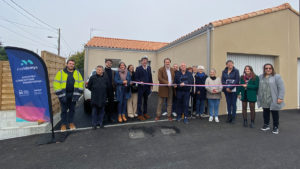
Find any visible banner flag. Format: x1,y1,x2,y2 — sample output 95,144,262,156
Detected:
4,47,52,123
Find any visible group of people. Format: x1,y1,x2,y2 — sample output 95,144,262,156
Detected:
54,56,285,134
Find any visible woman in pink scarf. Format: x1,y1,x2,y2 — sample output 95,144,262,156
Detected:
114,62,131,123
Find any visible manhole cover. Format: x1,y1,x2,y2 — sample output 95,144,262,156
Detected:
129,130,145,139
160,128,176,135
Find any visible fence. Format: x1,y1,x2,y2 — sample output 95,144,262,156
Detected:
0,51,66,115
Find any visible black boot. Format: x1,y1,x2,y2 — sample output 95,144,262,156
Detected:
226,114,232,123
243,119,248,127
249,120,254,128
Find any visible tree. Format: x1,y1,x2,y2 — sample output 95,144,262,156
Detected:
0,46,8,61
69,50,84,73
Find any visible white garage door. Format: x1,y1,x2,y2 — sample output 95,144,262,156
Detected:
298,59,300,108
227,53,275,111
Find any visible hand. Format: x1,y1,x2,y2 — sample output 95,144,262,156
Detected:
277,99,283,104
226,88,232,93
238,95,241,99
242,84,247,88
168,83,172,87
123,80,127,84
180,82,185,87
174,85,177,88
197,91,200,94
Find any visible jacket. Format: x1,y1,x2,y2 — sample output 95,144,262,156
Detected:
53,68,84,102
257,74,285,110
221,67,240,93
157,66,175,97
114,71,131,101
195,72,208,100
237,75,259,102
205,77,223,99
129,72,138,93
88,73,109,107
174,71,193,92
135,65,153,94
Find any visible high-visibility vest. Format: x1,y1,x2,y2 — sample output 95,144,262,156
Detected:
53,69,84,101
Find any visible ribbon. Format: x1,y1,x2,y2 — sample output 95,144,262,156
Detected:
131,81,242,87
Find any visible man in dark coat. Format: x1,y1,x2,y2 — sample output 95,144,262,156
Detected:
88,65,109,129
135,56,153,121
174,63,193,124
104,59,116,122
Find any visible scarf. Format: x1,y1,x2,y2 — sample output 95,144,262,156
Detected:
197,72,205,78
118,68,128,81
243,73,253,83
210,76,216,80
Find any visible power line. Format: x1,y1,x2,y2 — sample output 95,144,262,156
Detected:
0,17,55,32
61,35,75,53
0,20,57,47
9,0,57,30
0,25,57,49
1,0,49,30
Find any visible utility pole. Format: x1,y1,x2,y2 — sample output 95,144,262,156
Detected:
58,28,61,57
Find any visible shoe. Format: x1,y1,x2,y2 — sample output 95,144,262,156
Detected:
137,115,146,121
226,115,232,123
134,113,138,117
183,117,189,124
172,112,177,117
261,124,270,131
60,124,67,132
168,116,173,121
118,115,123,123
249,120,254,128
195,114,200,118
92,126,97,130
272,127,279,134
99,124,104,129
155,116,160,121
144,114,150,119
122,114,127,122
201,114,209,118
215,117,219,123
176,116,181,122
243,119,248,127
162,112,168,116
231,117,236,124
209,116,213,122
69,123,76,130
192,111,196,116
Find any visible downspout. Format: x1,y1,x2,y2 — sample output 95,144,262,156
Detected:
206,24,213,74
84,46,89,82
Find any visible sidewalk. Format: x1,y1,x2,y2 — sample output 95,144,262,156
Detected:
0,109,299,169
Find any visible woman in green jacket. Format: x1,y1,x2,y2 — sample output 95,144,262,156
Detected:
237,65,259,128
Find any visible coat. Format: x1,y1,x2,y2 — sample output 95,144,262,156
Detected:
195,72,208,100
237,75,259,102
157,66,175,97
257,74,285,110
174,71,194,92
114,71,131,102
87,73,109,107
205,77,223,99
221,67,240,93
135,65,153,95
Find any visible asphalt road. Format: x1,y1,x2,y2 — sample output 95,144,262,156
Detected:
1,93,300,169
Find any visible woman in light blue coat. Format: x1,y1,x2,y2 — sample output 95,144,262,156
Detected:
257,63,285,134
115,62,131,123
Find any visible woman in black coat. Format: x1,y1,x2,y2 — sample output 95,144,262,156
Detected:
195,65,208,117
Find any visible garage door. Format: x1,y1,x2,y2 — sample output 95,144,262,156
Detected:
298,59,300,108
227,53,275,111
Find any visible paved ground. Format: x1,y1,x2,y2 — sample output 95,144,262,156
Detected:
1,93,300,169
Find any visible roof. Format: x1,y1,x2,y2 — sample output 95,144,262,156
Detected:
85,37,168,51
85,3,298,51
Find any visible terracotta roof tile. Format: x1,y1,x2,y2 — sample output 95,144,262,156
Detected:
86,3,298,51
86,37,168,51
211,3,298,28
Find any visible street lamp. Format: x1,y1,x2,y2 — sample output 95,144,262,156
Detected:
47,28,61,56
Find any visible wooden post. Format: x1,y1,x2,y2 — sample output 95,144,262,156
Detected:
0,62,3,110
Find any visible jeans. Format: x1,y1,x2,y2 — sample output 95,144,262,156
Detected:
196,99,205,115
118,98,128,115
225,92,237,118
208,99,220,117
92,106,105,126
263,108,279,128
60,94,76,125
176,91,190,118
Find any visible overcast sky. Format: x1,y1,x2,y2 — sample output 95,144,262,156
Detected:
0,0,298,58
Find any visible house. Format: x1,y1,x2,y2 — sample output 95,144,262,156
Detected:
84,3,300,113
